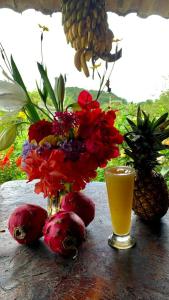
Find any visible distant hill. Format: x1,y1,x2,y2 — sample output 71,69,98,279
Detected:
29,86,128,109
65,87,127,107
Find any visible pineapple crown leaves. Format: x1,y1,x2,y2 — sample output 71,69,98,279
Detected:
124,106,169,171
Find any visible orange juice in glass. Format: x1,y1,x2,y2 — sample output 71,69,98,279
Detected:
104,166,136,249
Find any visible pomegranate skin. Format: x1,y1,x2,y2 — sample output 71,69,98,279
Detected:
60,192,95,226
43,210,86,256
8,204,48,244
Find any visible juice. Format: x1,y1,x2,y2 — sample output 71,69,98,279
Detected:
105,166,135,236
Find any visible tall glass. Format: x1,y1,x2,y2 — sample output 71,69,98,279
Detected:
104,166,136,249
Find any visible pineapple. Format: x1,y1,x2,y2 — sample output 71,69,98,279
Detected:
124,107,169,222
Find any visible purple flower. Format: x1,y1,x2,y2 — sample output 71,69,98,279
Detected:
59,139,85,161
22,141,37,158
22,141,52,159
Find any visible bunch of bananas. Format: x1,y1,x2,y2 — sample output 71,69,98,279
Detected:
61,0,122,77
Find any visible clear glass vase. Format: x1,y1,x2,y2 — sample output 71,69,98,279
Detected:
47,194,61,216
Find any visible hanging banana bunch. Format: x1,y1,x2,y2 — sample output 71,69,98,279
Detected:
61,0,122,77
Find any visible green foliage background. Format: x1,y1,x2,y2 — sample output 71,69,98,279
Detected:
0,87,169,186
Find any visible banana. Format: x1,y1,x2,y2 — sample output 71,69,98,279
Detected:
84,50,92,62
81,36,86,49
63,25,68,35
67,28,74,43
70,25,76,41
87,31,94,45
92,9,98,19
65,18,72,30
91,19,96,30
76,0,83,12
104,29,114,52
86,16,91,29
93,43,101,53
77,20,84,37
100,9,107,21
84,0,90,9
71,23,78,39
106,29,114,42
80,51,90,77
72,40,77,50
105,39,112,53
71,12,77,25
74,38,80,50
69,0,75,13
96,15,102,25
61,0,121,77
65,32,70,44
99,42,106,54
76,9,83,22
82,6,89,18
74,49,83,72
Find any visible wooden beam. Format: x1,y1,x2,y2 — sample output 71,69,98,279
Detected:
0,0,168,18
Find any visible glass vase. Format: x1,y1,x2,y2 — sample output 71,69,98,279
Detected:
47,194,61,216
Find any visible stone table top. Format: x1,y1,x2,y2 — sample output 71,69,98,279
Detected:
1,180,169,300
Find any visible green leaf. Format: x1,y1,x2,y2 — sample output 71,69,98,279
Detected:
142,110,149,125
57,74,65,112
124,135,136,149
36,81,47,105
137,106,143,127
37,63,58,111
153,113,168,129
43,82,48,102
11,55,27,93
124,148,135,160
11,56,40,122
160,166,169,177
25,102,40,123
159,120,169,130
0,125,17,151
155,129,169,140
142,111,152,131
126,118,137,131
151,117,156,128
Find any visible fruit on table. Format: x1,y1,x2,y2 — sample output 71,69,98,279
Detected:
124,107,169,222
61,0,122,77
8,204,48,244
60,192,95,226
43,211,86,257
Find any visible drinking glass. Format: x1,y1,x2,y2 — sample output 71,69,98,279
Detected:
104,166,136,249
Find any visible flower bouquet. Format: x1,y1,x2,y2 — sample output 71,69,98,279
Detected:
0,34,123,255
21,89,123,213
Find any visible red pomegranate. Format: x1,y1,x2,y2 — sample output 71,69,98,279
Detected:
43,210,86,257
60,192,95,226
8,204,48,244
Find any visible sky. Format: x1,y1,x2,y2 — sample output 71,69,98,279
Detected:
0,9,169,102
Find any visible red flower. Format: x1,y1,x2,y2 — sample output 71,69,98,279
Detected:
0,145,14,170
53,112,79,136
28,120,53,143
21,150,44,181
16,156,22,168
21,147,99,197
22,149,67,197
76,108,123,166
78,90,100,110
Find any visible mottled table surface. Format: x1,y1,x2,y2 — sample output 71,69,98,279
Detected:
1,180,169,300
